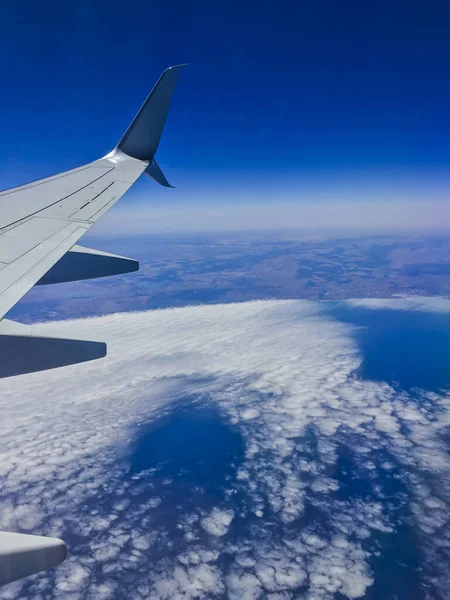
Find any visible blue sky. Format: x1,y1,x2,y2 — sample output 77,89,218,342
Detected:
1,0,450,231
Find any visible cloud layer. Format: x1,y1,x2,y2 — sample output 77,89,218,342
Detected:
0,299,449,599
346,295,450,313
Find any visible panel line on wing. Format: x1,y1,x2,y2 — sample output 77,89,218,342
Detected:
0,224,84,294
69,181,116,219
0,218,74,264
0,164,107,197
0,225,87,319
0,167,116,233
86,196,118,221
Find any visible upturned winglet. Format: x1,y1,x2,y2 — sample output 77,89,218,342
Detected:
117,64,187,162
144,159,174,187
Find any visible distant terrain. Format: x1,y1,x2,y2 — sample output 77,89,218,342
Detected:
8,232,450,323
5,232,450,600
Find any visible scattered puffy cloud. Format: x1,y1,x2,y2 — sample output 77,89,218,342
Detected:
0,300,449,598
201,509,234,537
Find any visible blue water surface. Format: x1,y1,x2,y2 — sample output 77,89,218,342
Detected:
328,305,450,391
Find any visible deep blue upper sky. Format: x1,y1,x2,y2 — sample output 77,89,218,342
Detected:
1,0,450,201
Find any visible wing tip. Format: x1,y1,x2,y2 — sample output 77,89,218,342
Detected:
165,63,189,71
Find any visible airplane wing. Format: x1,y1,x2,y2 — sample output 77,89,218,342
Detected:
0,64,185,382
0,64,185,587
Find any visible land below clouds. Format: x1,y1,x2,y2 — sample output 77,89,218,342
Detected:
8,232,450,323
